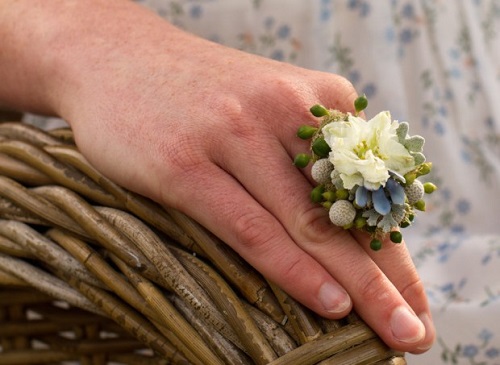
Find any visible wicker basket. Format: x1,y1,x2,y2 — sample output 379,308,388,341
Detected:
0,121,406,365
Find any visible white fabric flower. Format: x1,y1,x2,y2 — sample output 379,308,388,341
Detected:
322,111,416,190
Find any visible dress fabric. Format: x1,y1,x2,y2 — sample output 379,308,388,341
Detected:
29,1,500,363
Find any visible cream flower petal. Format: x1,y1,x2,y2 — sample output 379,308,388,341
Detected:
322,112,416,190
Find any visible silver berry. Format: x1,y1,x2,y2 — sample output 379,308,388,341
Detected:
311,158,333,184
311,158,334,184
404,180,424,204
329,200,356,227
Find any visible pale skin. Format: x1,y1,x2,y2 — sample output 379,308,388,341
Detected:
0,0,435,353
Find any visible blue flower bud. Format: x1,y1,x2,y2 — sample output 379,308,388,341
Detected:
355,186,369,207
386,178,405,205
372,187,391,215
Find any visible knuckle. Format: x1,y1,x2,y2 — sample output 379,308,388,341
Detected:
295,204,347,246
208,93,243,122
207,94,265,146
400,276,426,301
231,210,280,253
265,77,311,112
355,268,392,304
156,130,205,171
279,255,305,282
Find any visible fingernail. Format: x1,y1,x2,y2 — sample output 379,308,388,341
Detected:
318,282,351,314
416,312,435,351
390,306,426,344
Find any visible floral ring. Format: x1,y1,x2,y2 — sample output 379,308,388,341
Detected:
294,96,437,251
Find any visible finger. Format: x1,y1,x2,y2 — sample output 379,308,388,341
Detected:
352,231,436,353
161,160,353,319
216,134,428,351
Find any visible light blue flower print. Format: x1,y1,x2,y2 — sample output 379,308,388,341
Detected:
425,277,468,311
461,136,497,186
401,3,415,19
414,168,472,236
276,24,290,39
361,83,377,98
264,16,275,30
189,4,203,18
480,236,500,266
237,17,300,63
434,120,446,135
439,329,500,364
399,27,416,44
320,0,333,22
327,33,354,75
411,232,466,268
419,69,452,139
456,199,471,215
347,0,371,17
480,286,500,307
135,0,214,27
437,239,463,263
388,1,426,58
326,35,376,98
270,49,284,61
463,344,479,358
486,347,500,359
485,116,500,153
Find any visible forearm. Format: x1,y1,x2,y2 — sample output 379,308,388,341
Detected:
0,0,193,117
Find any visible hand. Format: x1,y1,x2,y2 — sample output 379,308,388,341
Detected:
1,0,435,353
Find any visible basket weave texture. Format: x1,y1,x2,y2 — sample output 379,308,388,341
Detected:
0,122,406,365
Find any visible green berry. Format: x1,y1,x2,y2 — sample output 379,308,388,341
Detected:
370,239,382,251
354,94,368,114
322,201,333,210
400,220,411,228
417,162,432,176
310,104,330,117
354,216,367,229
293,153,311,168
343,222,354,230
297,125,318,140
322,191,336,202
423,182,437,194
335,189,349,200
312,137,331,158
403,172,417,185
390,231,403,244
311,185,325,203
414,199,426,211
